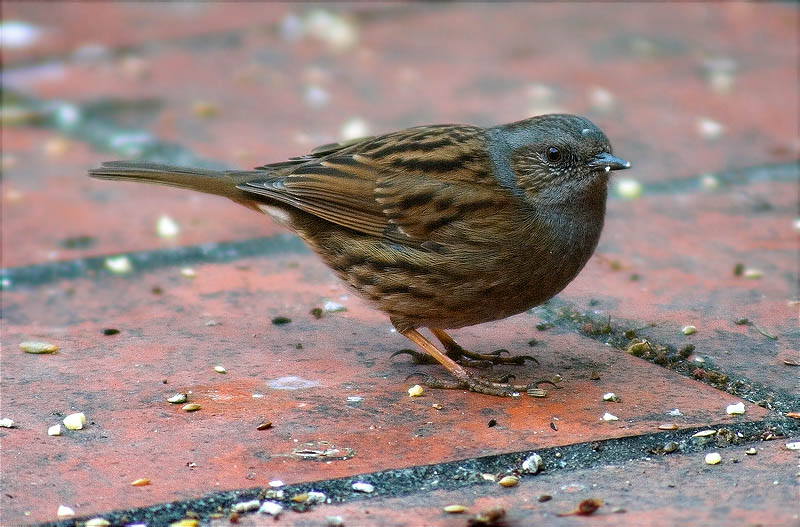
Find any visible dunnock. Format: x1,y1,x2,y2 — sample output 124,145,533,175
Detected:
89,114,630,396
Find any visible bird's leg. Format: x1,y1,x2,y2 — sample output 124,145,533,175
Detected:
430,328,538,366
400,328,531,397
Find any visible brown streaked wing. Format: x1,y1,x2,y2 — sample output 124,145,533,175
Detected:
237,124,502,244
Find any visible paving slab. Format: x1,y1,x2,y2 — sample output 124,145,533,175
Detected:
2,252,774,524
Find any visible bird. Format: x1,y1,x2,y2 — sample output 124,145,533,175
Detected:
89,114,630,396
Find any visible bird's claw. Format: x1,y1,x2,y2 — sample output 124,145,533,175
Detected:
391,349,438,364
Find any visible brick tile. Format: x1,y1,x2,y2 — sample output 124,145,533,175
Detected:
0,254,769,524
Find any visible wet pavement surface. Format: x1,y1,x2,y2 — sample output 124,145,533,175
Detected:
1,3,798,527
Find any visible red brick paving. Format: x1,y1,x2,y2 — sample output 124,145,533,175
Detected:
2,254,773,523
1,2,797,526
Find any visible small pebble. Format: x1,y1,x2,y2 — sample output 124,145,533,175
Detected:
269,480,284,487
180,267,196,278
786,441,800,451
668,408,683,417
256,421,273,430
408,384,424,397
498,475,519,487
658,423,679,430
63,412,85,430
443,505,467,513
340,118,369,141
323,301,346,312
105,256,132,274
167,393,188,404
20,341,58,354
352,482,374,493
182,403,201,412
588,86,616,111
0,418,15,428
156,215,180,238
304,491,327,504
325,515,344,526
131,478,150,487
726,402,745,415
48,424,62,436
521,453,543,474
682,325,697,335
213,365,227,374
603,392,621,402
705,452,722,465
615,178,643,200
743,268,762,279
57,505,75,518
602,412,619,421
431,403,443,410
170,520,199,527
232,499,261,513
745,448,757,455
663,441,678,453
696,117,725,140
85,518,110,527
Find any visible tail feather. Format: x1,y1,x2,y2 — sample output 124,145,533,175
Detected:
88,161,246,198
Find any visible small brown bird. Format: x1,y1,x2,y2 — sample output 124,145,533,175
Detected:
89,114,629,396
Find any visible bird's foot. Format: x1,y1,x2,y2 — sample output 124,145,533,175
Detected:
392,347,518,369
391,349,439,365
430,328,538,366
447,346,539,366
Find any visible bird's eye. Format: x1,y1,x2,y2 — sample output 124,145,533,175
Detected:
545,146,562,163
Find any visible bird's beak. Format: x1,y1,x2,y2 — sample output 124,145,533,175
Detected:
590,152,631,173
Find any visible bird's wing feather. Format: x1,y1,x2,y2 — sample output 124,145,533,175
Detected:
238,125,509,244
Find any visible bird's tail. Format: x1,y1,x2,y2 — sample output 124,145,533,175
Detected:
88,161,249,199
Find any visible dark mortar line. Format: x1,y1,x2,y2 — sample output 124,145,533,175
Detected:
531,297,800,417
2,89,227,169
630,162,798,195
34,419,795,527
1,235,309,289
